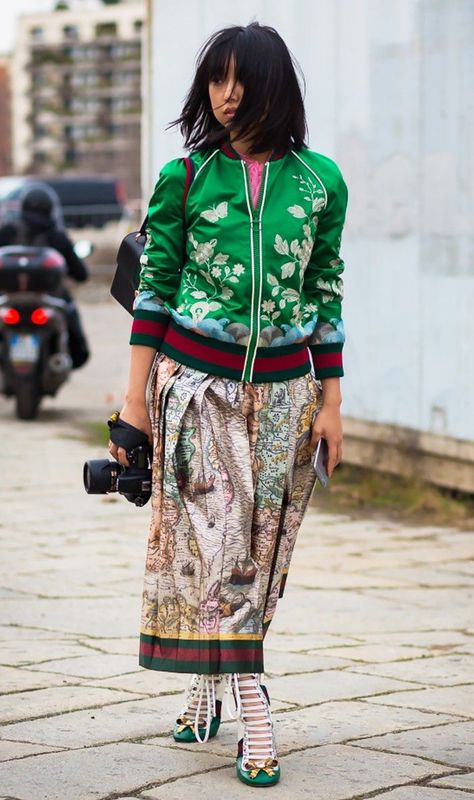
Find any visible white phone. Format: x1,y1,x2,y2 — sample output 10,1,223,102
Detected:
312,437,329,487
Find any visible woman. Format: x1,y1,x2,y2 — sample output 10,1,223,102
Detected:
110,22,348,787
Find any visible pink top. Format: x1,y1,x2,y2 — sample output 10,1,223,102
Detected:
240,153,265,208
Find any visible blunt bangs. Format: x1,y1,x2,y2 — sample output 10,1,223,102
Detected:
173,23,307,155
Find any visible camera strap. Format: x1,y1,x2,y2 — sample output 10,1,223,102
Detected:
107,412,150,451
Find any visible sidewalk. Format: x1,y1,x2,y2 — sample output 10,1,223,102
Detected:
0,299,473,800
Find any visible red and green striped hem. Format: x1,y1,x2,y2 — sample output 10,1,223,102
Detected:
160,320,311,383
310,343,344,379
130,309,170,349
139,633,263,673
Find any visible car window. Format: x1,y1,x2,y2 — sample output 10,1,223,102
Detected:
44,179,118,205
0,178,26,200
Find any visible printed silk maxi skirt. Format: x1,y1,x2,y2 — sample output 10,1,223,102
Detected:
139,353,323,674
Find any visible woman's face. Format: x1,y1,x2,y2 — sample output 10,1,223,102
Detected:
208,56,243,128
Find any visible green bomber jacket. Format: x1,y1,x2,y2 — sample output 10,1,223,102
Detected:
130,142,348,383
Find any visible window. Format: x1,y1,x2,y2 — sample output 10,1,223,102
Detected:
134,20,143,33
33,150,47,164
84,123,101,139
34,124,47,138
84,46,99,59
30,27,44,42
63,25,79,40
32,72,47,88
95,22,117,38
64,149,77,164
113,70,139,85
71,72,99,88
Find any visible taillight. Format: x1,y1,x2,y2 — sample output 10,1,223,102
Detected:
115,180,126,204
1,307,20,325
31,307,52,325
42,252,64,268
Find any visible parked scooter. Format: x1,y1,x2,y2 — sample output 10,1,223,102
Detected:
0,240,92,419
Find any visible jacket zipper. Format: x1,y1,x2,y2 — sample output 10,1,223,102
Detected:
241,161,270,382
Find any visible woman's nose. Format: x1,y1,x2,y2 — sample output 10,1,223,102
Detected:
224,79,238,101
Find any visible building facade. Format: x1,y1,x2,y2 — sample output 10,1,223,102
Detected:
12,0,144,198
0,57,13,176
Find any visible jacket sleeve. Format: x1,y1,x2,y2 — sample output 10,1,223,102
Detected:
0,224,17,246
48,230,89,282
129,159,186,350
304,164,348,379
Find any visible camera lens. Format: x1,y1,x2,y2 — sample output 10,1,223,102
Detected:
83,459,121,494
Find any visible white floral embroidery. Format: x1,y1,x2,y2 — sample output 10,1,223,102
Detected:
184,232,246,321
274,234,289,256
190,238,217,265
313,197,326,213
187,300,223,322
292,172,326,214
261,299,276,314
266,174,326,326
213,253,229,265
316,276,344,301
287,204,306,219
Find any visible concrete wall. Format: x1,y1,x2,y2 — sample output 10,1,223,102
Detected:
147,0,474,444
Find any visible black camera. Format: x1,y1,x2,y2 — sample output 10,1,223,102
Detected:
83,414,152,507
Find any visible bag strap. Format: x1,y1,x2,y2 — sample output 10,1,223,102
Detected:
137,156,195,238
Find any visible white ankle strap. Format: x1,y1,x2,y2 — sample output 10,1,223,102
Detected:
223,673,241,719
223,672,262,719
179,674,221,744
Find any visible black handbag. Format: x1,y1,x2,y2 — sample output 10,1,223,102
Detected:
110,216,148,316
111,157,196,316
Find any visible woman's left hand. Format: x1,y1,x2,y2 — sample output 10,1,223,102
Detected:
310,404,343,478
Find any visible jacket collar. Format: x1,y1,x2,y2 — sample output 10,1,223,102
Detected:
220,142,285,162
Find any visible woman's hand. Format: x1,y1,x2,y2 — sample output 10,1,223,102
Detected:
108,399,153,467
109,345,157,466
310,403,343,478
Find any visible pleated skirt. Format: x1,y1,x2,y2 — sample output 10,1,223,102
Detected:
139,353,322,674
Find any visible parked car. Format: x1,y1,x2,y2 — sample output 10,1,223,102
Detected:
0,175,127,229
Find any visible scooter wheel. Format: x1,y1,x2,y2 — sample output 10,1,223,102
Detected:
15,376,41,420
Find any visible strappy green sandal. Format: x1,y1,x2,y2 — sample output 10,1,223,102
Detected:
173,674,224,744
228,674,281,787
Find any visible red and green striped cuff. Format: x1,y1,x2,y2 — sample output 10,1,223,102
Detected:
130,308,170,349
310,343,344,379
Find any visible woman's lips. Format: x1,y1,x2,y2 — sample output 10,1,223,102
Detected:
225,109,236,117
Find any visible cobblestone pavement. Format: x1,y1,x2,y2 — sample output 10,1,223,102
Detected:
0,299,473,800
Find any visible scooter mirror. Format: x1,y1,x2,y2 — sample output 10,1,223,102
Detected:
74,239,93,259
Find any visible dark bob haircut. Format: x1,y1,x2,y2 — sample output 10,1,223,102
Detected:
173,22,307,155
